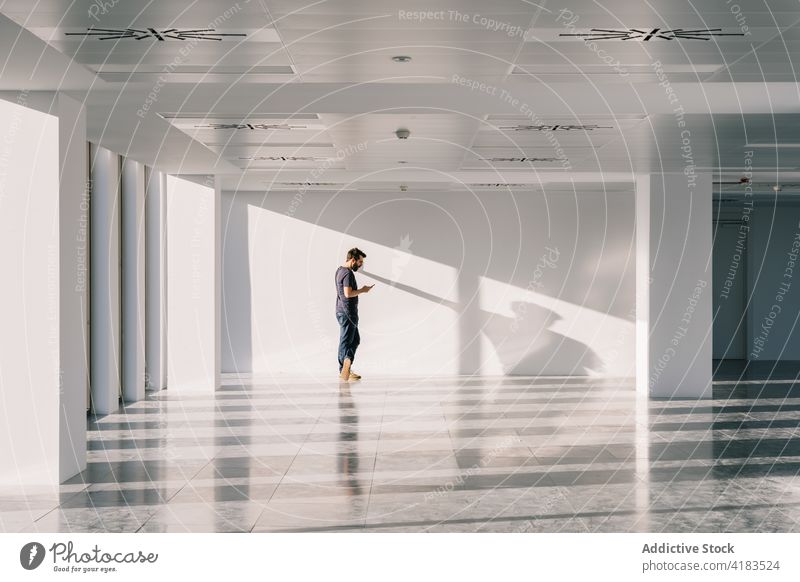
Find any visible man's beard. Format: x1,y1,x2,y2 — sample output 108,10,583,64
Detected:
352,264,359,271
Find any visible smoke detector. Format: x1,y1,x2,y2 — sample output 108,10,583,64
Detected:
395,128,411,140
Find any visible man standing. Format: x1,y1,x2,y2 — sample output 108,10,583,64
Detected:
335,248,374,380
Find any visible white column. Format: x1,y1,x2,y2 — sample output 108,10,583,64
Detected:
90,145,121,414
167,175,217,392
0,95,59,488
57,94,89,481
214,176,222,390
145,169,168,391
635,175,650,396
636,173,713,398
121,158,146,402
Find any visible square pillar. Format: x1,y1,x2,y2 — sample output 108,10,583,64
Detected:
0,92,89,488
57,94,89,481
636,173,713,398
90,145,121,414
145,169,168,391
214,176,222,390
167,175,219,392
121,158,146,402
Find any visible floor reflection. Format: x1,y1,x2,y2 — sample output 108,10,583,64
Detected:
337,384,364,497
4,373,800,532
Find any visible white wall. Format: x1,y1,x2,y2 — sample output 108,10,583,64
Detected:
0,97,60,485
713,202,800,361
747,202,800,360
167,175,218,391
222,189,636,378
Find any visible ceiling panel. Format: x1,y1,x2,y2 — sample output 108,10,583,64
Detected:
1,0,798,180
160,113,338,170
2,1,294,82
319,113,483,171
263,5,539,82
2,0,273,24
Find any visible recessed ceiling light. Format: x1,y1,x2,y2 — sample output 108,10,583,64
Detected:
558,28,745,42
510,64,720,74
198,142,334,147
468,183,529,188
238,156,331,161
498,124,612,131
276,182,339,187
195,123,306,130
159,113,320,120
745,143,800,148
392,56,412,63
481,157,565,163
699,166,781,170
65,27,247,41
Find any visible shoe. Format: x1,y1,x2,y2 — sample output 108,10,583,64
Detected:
349,371,361,380
339,358,352,380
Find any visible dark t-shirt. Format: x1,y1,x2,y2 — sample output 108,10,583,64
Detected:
335,266,358,316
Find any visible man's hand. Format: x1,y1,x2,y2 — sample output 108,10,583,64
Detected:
359,284,375,293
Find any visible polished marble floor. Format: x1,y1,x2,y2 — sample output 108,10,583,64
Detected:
3,373,800,533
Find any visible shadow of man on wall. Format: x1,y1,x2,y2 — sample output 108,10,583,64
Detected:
364,270,602,376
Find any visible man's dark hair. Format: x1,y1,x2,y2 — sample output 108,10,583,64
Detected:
347,248,366,261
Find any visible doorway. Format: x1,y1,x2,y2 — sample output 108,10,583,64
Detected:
712,220,748,359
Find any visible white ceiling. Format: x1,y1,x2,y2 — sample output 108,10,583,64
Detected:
1,0,799,190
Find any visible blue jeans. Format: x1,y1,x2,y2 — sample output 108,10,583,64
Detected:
336,311,360,372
